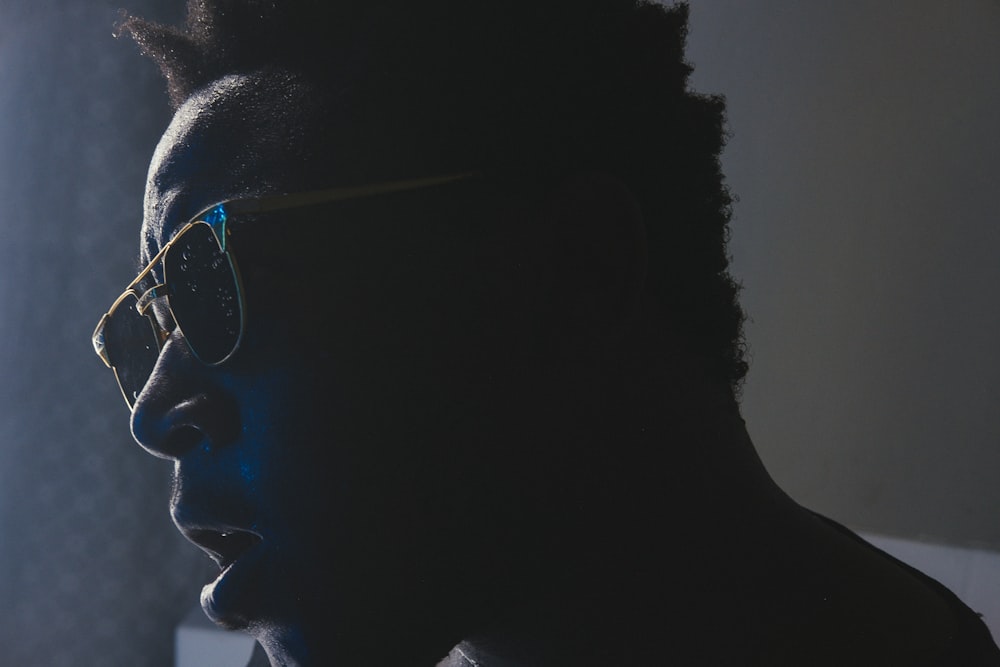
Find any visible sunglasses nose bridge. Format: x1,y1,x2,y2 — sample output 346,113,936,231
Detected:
136,283,170,316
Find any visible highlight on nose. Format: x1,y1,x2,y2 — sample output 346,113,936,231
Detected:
132,390,241,460
132,394,205,460
126,326,242,458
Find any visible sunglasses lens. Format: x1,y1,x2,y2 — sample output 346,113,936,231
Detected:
164,222,243,365
103,294,161,407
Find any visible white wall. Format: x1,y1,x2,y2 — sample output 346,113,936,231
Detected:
684,1,1000,548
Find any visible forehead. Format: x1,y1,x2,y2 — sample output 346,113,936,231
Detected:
141,73,331,262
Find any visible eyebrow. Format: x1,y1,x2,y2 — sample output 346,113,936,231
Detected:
136,233,166,289
138,223,159,270
137,239,155,276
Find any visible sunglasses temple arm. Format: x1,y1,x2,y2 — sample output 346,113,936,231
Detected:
225,173,480,217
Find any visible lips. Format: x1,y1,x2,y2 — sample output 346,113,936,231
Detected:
173,510,266,628
184,528,262,570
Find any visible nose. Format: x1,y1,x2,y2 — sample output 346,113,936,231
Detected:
130,334,240,459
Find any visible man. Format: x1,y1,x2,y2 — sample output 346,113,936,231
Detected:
93,1,1000,665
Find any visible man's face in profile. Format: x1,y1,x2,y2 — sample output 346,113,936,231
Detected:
128,72,557,662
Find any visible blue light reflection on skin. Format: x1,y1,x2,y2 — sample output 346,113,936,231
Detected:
205,204,228,250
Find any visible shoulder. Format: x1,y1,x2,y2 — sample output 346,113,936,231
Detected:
749,513,1000,666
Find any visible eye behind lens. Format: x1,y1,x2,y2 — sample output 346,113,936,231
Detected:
163,222,245,365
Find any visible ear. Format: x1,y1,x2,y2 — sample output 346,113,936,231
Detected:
536,171,648,356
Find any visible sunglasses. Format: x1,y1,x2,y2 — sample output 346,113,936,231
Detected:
93,172,476,410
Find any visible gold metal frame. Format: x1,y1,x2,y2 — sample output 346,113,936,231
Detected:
93,171,478,408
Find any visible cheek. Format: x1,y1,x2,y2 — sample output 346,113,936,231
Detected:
234,358,463,613
230,229,543,522
228,315,445,528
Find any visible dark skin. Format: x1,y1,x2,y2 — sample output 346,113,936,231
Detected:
132,71,956,666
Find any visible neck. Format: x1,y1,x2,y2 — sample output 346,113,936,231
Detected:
451,384,809,666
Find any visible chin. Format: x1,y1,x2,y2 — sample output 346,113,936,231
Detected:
252,623,310,667
251,607,465,667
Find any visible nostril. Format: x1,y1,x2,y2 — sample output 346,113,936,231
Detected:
132,390,242,459
165,424,208,458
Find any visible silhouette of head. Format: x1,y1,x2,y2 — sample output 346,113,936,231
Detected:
106,1,746,663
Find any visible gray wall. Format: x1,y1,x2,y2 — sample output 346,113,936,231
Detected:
0,2,210,665
685,0,1000,549
0,1,997,665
